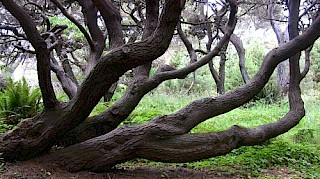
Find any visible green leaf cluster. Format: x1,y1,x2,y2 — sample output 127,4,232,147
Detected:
0,78,42,125
49,16,85,42
188,140,320,177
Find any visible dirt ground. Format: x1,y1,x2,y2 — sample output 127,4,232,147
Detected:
0,160,297,179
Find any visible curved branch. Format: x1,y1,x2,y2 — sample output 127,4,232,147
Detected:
0,0,186,162
49,0,95,51
49,5,320,171
268,0,285,44
50,59,78,99
61,20,236,145
92,0,124,49
60,2,237,146
300,46,312,80
133,0,160,77
0,0,58,109
227,32,250,83
205,13,224,94
177,21,197,63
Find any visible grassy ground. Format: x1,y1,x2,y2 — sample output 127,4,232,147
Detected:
113,89,320,178
1,85,320,178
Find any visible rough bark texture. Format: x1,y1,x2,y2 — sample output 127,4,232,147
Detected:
60,2,238,146
92,0,124,49
1,0,58,109
91,0,125,102
77,0,106,75
0,0,186,161
133,0,160,79
50,57,78,99
0,0,319,173
43,2,320,171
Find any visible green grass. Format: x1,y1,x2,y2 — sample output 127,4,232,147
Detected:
114,91,320,178
192,101,288,133
1,82,320,177
124,92,204,124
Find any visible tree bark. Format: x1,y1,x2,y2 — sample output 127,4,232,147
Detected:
60,1,238,146
50,57,78,99
301,46,312,80
0,0,319,173
206,19,226,94
218,42,228,94
177,21,197,93
230,33,250,83
133,0,160,78
48,17,313,169
0,0,186,161
268,0,290,96
0,0,58,109
77,0,106,75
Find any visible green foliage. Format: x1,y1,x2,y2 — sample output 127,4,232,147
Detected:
124,109,164,125
89,102,109,116
49,16,85,41
157,51,215,94
226,40,280,103
192,101,288,133
311,39,320,82
188,140,320,177
293,128,315,142
116,92,320,177
0,78,42,125
123,93,194,125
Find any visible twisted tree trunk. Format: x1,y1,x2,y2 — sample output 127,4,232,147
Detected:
0,0,185,160
0,0,319,173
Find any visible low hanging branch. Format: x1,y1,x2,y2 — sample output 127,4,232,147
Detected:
61,5,237,145
0,0,319,173
177,21,197,94
0,0,187,161
45,1,320,171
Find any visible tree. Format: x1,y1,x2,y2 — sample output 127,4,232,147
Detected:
244,0,318,95
0,0,319,172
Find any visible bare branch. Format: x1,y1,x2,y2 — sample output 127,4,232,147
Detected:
177,21,197,63
300,45,312,80
92,0,124,49
50,58,78,99
49,0,95,51
1,0,58,109
14,44,36,54
0,25,26,38
61,0,237,145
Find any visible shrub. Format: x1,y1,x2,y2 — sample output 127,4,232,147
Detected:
0,78,42,125
226,40,280,103
311,40,320,83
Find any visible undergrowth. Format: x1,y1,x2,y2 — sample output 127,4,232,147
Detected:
188,140,320,177
0,78,319,178
116,91,320,178
0,78,42,126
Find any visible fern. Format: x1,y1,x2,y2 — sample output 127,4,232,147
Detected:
0,78,42,125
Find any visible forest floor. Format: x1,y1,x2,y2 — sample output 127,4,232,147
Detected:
0,160,297,179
